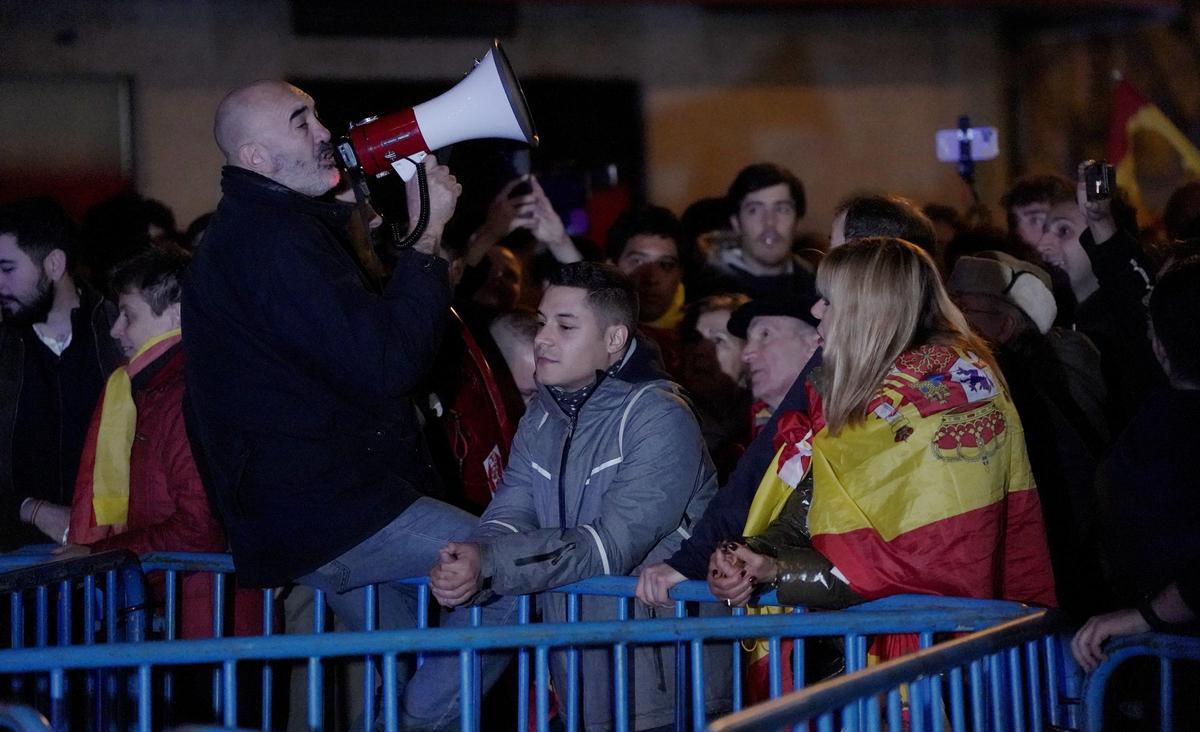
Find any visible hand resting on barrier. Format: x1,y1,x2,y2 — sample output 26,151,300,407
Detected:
635,562,686,608
429,541,484,608
708,541,775,608
1072,581,1196,672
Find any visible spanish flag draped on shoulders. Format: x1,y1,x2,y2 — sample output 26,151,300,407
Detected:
743,342,1055,677
809,343,1056,613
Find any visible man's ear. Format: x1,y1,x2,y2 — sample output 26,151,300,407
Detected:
165,302,182,330
997,311,1021,344
238,142,270,172
729,214,742,234
41,249,68,283
605,323,630,355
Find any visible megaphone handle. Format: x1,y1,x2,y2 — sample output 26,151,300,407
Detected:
394,162,430,250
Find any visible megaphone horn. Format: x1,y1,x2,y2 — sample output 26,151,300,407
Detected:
341,39,538,182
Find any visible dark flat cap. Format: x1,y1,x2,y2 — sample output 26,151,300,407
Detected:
727,294,821,338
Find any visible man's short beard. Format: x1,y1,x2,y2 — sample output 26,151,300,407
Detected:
2,273,55,327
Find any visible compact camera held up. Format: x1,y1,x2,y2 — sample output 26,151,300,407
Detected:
1083,159,1117,201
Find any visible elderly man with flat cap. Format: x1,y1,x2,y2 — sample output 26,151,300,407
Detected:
637,293,822,605
183,80,513,728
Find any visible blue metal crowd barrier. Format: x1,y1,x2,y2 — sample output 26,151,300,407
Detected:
0,550,1044,732
0,601,1041,732
93,553,1039,730
139,554,1052,731
1082,632,1200,732
707,610,1072,732
0,552,147,732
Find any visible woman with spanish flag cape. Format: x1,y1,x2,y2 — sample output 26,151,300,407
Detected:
711,238,1057,697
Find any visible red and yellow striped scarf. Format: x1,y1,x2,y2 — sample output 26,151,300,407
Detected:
91,329,183,526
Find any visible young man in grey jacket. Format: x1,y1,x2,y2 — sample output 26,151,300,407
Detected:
431,261,730,730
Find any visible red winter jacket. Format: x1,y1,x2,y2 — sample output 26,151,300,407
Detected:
71,346,262,639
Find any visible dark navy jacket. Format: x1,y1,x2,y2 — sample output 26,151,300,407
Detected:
666,352,821,580
182,167,450,587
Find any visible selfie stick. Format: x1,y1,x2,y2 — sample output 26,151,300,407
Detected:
957,115,982,206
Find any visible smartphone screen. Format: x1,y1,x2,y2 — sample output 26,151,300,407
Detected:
935,127,1000,163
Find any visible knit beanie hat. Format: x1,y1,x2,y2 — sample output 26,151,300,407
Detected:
947,251,1058,334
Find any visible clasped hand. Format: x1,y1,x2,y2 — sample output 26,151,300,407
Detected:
707,541,778,608
429,542,483,609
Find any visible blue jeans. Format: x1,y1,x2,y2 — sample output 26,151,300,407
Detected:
298,497,516,730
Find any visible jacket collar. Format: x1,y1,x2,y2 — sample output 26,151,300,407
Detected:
130,343,183,393
535,337,673,421
220,166,351,227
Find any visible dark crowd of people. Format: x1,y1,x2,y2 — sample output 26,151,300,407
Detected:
2,78,1199,729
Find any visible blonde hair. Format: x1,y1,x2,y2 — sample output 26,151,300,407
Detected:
815,237,999,435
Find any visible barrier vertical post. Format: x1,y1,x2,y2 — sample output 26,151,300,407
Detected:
731,606,744,712
949,666,966,732
536,645,550,732
613,597,629,732
459,648,474,732
262,588,274,732
675,598,687,731
566,593,580,732
383,652,398,732
968,659,985,732
164,569,176,717
516,595,531,732
470,603,483,729
308,589,325,732
363,583,377,732
136,664,151,732
1160,657,1173,732
1042,634,1061,728
1024,641,1042,732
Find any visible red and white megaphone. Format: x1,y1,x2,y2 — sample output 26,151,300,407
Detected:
336,40,538,184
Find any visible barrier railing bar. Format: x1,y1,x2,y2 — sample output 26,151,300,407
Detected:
0,607,1038,674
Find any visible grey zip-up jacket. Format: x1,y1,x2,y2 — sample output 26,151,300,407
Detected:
472,338,731,730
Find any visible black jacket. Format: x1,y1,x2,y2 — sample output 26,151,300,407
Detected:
666,350,821,579
182,167,451,587
1097,388,1200,609
1077,228,1164,429
0,287,122,551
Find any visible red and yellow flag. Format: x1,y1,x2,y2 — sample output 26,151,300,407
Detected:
739,344,1056,687
1105,79,1200,225
809,345,1056,612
